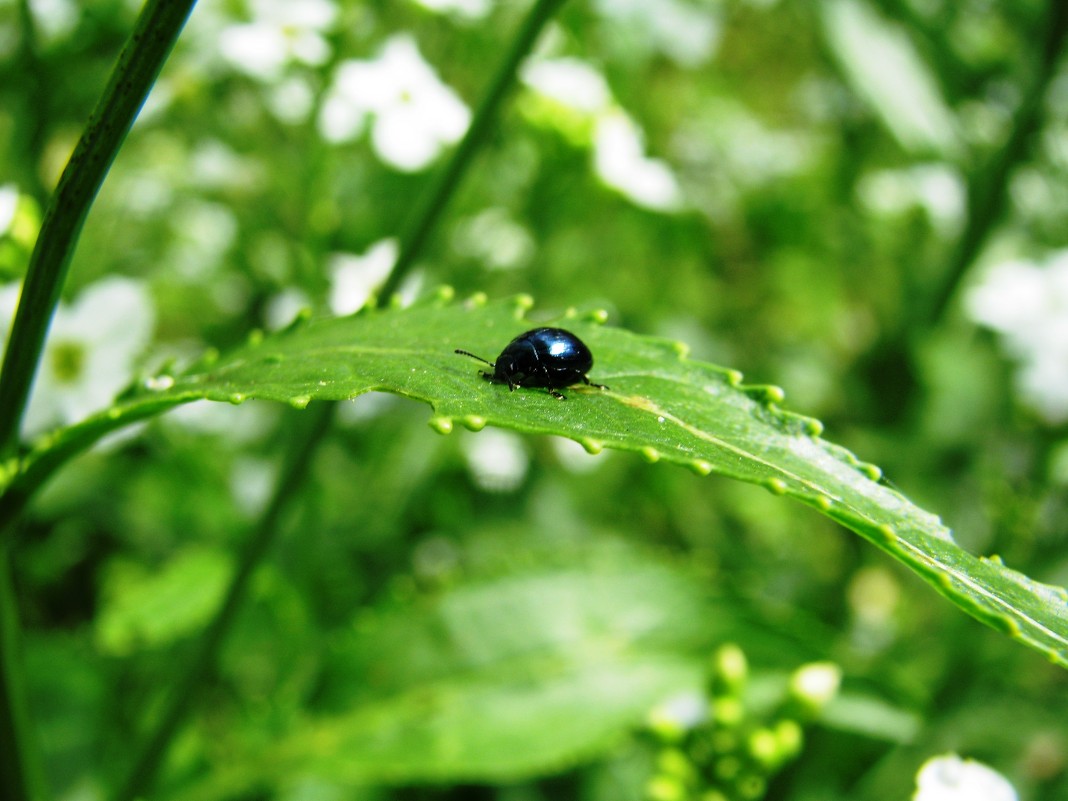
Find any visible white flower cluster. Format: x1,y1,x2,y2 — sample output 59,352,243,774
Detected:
319,35,471,173
0,277,154,439
966,250,1068,424
521,57,684,212
914,754,1017,801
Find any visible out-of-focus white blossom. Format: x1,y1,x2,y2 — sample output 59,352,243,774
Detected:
328,239,399,315
319,35,471,173
462,428,529,492
521,57,684,212
914,754,1017,801
593,0,721,68
0,184,18,234
966,251,1068,424
594,111,684,211
219,0,337,82
0,277,154,438
410,0,492,21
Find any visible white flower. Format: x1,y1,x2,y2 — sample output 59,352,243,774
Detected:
0,184,18,235
521,58,613,114
218,0,337,82
410,0,492,21
914,754,1017,801
328,239,399,315
593,0,721,68
318,35,471,172
521,58,684,212
0,277,155,438
966,251,1068,423
594,111,684,212
463,429,529,492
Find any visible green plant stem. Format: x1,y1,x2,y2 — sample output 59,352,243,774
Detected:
14,0,49,207
924,1,1068,325
0,0,198,457
0,546,46,801
114,402,335,801
379,0,567,299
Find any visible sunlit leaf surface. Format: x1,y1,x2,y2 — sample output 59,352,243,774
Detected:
11,292,1068,668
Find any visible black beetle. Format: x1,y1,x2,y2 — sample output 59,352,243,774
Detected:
455,327,608,399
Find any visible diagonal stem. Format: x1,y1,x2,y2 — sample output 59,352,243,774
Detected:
924,1,1068,325
114,403,335,801
0,0,198,456
379,0,568,299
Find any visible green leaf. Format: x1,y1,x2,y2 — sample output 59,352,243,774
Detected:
180,557,713,796
6,291,1068,668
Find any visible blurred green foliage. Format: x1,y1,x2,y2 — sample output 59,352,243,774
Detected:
2,0,1068,800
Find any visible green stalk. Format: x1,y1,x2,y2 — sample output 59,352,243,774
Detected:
111,3,568,795
0,546,46,801
114,403,335,801
924,1,1068,325
0,0,198,456
379,0,567,298
0,4,196,799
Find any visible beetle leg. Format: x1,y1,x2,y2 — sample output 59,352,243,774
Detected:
582,376,609,390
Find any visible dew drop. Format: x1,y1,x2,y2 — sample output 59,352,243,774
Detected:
289,395,311,410
435,285,456,302
804,418,824,437
813,495,832,511
247,329,264,346
228,393,247,405
145,375,175,391
657,416,666,424
640,446,660,463
462,415,487,431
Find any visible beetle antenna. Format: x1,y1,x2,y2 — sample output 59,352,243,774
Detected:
454,349,495,367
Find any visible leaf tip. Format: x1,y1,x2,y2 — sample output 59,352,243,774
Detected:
687,459,713,476
873,524,897,545
578,437,604,455
859,462,882,482
744,384,786,404
764,477,788,495
429,416,454,435
640,446,660,463
463,290,487,308
462,415,487,432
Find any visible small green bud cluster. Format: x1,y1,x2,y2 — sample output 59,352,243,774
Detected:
643,645,841,801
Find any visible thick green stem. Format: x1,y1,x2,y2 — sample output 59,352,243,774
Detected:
0,0,198,456
379,0,568,299
114,403,335,801
0,4,196,799
0,546,46,801
924,2,1068,325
